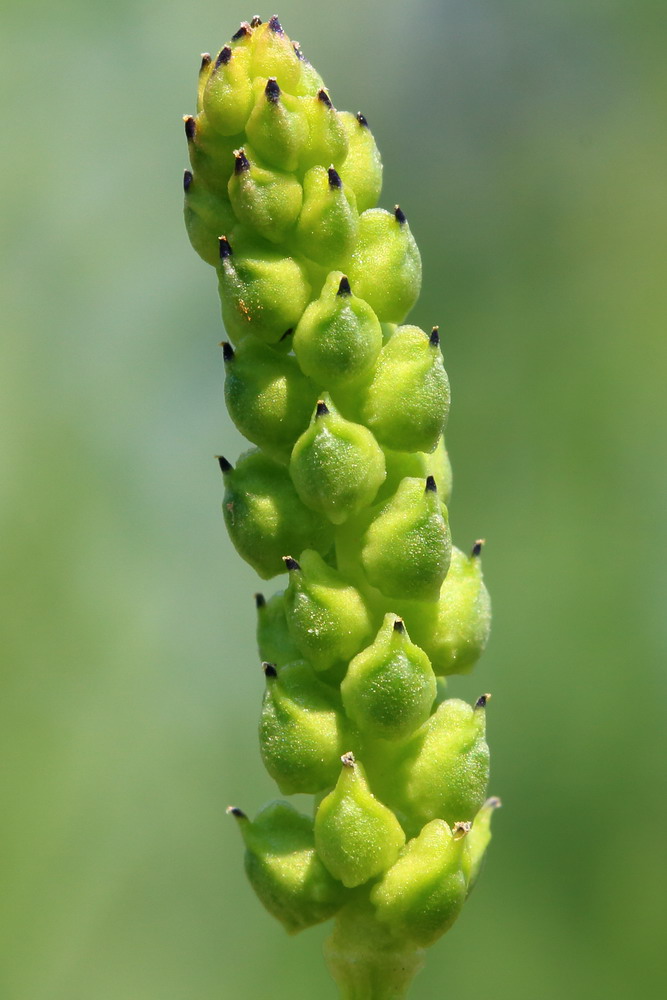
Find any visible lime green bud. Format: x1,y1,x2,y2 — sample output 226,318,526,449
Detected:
361,476,451,602
294,166,359,267
341,614,436,742
223,338,317,464
338,111,383,213
291,40,327,97
227,147,302,244
359,325,450,454
230,801,345,933
217,236,311,346
255,591,303,667
183,170,237,267
370,819,469,946
184,113,238,198
219,450,333,579
343,207,421,323
376,436,452,506
406,542,491,677
289,397,386,524
298,90,349,172
293,271,382,387
203,45,254,137
427,435,453,504
315,754,405,888
283,550,374,672
250,17,303,94
246,79,308,172
196,52,213,113
260,660,347,794
463,796,501,892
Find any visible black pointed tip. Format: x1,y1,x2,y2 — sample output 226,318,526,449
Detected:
262,661,278,678
226,805,247,820
315,400,330,418
393,617,406,633
184,115,196,141
293,41,305,61
486,796,502,810
234,148,251,174
265,77,281,102
250,15,263,28
453,821,472,840
356,111,369,127
475,693,491,710
268,14,283,33
327,166,342,189
199,53,211,72
254,592,266,609
282,556,301,572
471,539,485,558
341,751,356,768
218,235,233,260
221,341,235,363
429,326,440,347
279,327,294,342
394,204,407,224
216,46,232,68
317,88,333,108
232,23,251,41
217,456,233,475
425,475,437,493
337,275,351,297
183,170,193,192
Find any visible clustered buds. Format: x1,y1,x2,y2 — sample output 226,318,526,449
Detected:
184,16,497,997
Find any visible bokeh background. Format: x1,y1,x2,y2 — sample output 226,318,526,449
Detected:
2,0,666,997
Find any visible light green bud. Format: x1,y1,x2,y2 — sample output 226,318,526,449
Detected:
223,338,318,464
361,476,451,602
250,17,303,94
427,435,453,504
293,165,359,267
230,800,345,933
183,170,237,267
227,147,302,244
283,550,374,672
219,450,334,579
463,796,501,892
217,235,311,346
341,614,436,742
298,90,349,172
289,397,386,524
255,591,303,667
314,753,405,888
260,660,347,794
293,270,382,387
370,819,469,946
246,79,308,172
202,45,254,137
196,53,214,114
343,207,422,323
358,325,450,454
337,111,383,213
376,436,452,506
184,113,238,198
291,40,327,97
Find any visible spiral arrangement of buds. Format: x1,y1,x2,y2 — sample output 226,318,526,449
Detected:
183,14,499,998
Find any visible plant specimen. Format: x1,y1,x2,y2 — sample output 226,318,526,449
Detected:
183,14,499,999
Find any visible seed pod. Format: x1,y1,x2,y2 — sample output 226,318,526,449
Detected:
246,80,309,172
298,91,349,172
283,550,374,672
341,614,436,742
358,325,450,454
463,796,501,892
228,147,303,244
314,754,405,888
370,819,469,946
223,337,318,463
230,801,345,933
405,543,491,676
293,166,359,267
250,17,303,93
255,591,303,667
361,477,451,602
337,111,383,213
183,170,237,267
203,45,254,136
260,660,348,794
289,397,386,524
217,237,311,346
293,271,382,387
219,450,334,579
343,208,422,323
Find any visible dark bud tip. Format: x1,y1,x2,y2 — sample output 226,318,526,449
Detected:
328,166,342,189
226,805,247,819
475,693,492,709
282,556,301,572
218,235,233,260
471,539,485,558
183,170,193,192
341,751,356,768
425,475,437,493
429,326,440,347
293,41,305,61
232,23,251,41
234,148,251,174
262,661,278,678
317,88,333,108
216,46,232,68
265,77,281,102
393,617,406,633
279,327,294,342
486,796,502,810
394,204,407,224
184,115,196,141
453,821,472,840
250,16,263,28
356,111,369,127
199,53,211,72
217,455,233,475
254,592,266,609
221,341,235,362
268,14,283,34
315,400,330,418
337,275,351,297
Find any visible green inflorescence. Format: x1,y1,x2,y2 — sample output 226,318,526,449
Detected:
183,14,499,998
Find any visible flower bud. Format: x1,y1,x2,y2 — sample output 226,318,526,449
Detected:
293,166,359,267
293,271,382,387
358,325,450,454
298,91,349,172
361,477,451,602
245,80,309,172
463,796,501,892
230,800,345,933
255,591,303,666
217,237,311,346
337,111,383,213
227,147,303,244
370,819,469,946
283,550,374,672
289,397,386,524
343,207,421,323
314,754,405,888
184,113,238,198
196,52,214,114
290,40,327,97
183,170,237,267
341,614,436,742
219,450,334,579
376,436,452,506
250,17,303,94
260,660,348,794
203,45,254,136
223,337,318,464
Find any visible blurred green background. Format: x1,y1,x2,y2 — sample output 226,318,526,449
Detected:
2,0,665,997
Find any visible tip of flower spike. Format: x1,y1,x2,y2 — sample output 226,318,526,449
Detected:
268,14,284,33
341,751,356,767
221,341,235,362
471,539,485,558
226,805,248,820
234,148,251,174
453,821,471,840
356,111,369,127
215,46,232,68
394,205,407,224
316,400,330,418
317,88,333,108
254,592,266,609
393,617,406,633
217,455,233,475
328,166,342,189
183,115,196,141
218,235,233,260
199,53,211,72
283,555,301,572
429,326,440,347
425,475,437,493
475,693,491,709
183,170,193,192
232,23,251,41
250,15,262,27
263,661,278,678
337,275,352,297
265,77,281,102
